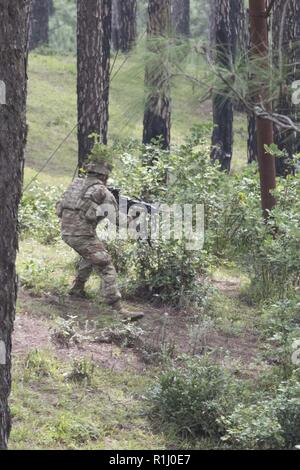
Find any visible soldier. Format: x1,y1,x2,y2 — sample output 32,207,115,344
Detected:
56,157,144,322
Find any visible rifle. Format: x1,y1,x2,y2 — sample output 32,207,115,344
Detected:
108,187,158,217
108,187,158,246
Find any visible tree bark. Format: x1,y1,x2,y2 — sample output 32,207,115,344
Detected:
29,0,53,50
249,0,276,218
211,0,240,172
172,0,190,37
112,0,137,52
272,0,300,176
0,0,30,449
143,0,171,150
77,0,112,169
247,113,258,163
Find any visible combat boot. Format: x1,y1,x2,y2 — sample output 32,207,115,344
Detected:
69,280,87,299
111,301,144,322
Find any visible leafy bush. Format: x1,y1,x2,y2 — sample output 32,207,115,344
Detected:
19,254,71,298
224,169,300,302
20,183,62,244
149,356,238,439
260,297,300,378
221,402,284,449
222,375,300,449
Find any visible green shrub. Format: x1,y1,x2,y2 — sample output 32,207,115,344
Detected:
224,169,300,302
260,297,300,378
221,402,284,449
222,375,300,449
19,256,71,298
20,183,62,244
149,357,238,439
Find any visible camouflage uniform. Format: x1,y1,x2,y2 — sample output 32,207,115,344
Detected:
56,173,121,306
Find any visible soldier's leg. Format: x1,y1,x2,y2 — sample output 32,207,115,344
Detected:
69,258,93,297
65,236,143,320
66,236,121,302
96,262,121,305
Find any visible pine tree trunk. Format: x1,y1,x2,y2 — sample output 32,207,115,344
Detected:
77,0,112,169
29,0,52,50
112,0,137,52
143,0,171,150
246,7,258,164
233,0,247,112
0,0,30,449
211,0,236,172
172,0,190,37
247,113,258,163
272,0,300,176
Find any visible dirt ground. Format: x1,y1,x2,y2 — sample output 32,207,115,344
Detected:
14,277,262,375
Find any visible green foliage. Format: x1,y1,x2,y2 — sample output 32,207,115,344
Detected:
149,356,238,439
151,356,300,449
49,0,76,55
66,358,96,385
95,323,144,349
51,316,83,348
24,350,59,381
110,130,225,305
221,402,285,449
260,296,300,379
19,256,70,298
224,169,300,301
20,183,62,244
222,375,300,449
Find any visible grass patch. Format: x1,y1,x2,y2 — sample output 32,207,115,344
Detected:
10,351,166,450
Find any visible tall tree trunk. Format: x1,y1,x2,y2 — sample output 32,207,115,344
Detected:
248,113,258,163
172,0,190,37
249,0,276,218
29,0,53,50
0,0,30,449
143,0,171,150
272,0,300,176
211,0,239,172
77,0,112,169
112,0,137,52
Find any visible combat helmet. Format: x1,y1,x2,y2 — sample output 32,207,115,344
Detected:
85,160,113,176
85,139,114,177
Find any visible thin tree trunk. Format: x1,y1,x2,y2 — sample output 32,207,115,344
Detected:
0,0,30,449
211,0,237,172
29,0,53,50
248,113,258,163
272,0,300,176
143,0,171,150
112,0,137,52
77,0,112,169
172,0,190,37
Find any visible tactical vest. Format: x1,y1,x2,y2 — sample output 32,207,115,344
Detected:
60,177,101,213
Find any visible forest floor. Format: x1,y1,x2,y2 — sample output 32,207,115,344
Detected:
10,238,267,449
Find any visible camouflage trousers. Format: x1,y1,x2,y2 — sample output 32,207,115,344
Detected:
63,235,121,305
